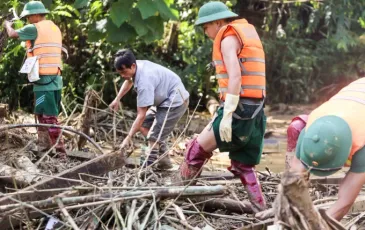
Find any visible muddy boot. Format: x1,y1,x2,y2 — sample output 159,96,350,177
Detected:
156,155,173,170
44,115,67,159
156,142,173,170
36,128,51,153
174,138,212,186
35,115,51,153
228,161,267,212
140,148,158,168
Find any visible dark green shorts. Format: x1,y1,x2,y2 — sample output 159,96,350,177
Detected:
212,103,266,165
34,90,61,116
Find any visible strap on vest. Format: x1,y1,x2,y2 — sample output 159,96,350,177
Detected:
231,98,265,120
215,57,265,78
239,57,265,63
28,43,69,59
212,57,265,67
33,76,58,86
219,85,266,93
216,72,265,79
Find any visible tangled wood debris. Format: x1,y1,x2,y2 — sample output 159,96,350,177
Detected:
1,96,365,229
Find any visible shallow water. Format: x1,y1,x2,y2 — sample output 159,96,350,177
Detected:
128,137,289,173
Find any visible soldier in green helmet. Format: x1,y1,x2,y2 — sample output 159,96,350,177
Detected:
287,77,365,221
175,1,267,212
4,1,68,158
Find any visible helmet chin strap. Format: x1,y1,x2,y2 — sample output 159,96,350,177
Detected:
300,159,342,172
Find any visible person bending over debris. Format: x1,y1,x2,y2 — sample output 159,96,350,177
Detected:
4,1,68,158
288,77,365,221
174,1,267,212
109,49,189,169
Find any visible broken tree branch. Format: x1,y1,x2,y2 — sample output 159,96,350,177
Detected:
0,124,104,155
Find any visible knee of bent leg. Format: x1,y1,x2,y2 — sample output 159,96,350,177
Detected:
185,138,212,164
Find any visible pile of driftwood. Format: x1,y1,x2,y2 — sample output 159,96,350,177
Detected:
2,154,365,230
2,93,365,229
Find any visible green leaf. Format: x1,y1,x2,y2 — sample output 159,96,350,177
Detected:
74,0,89,9
110,0,133,27
129,9,149,36
137,0,158,19
155,0,178,20
87,19,107,42
144,16,164,38
106,19,137,43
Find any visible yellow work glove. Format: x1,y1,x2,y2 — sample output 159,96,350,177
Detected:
219,93,240,142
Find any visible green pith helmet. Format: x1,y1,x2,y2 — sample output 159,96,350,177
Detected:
195,1,238,26
20,1,49,18
296,115,352,177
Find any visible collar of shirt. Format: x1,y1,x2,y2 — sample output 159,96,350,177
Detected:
133,60,145,91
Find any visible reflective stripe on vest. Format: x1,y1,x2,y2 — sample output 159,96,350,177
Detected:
213,57,265,66
39,63,63,68
216,71,265,78
26,20,64,75
219,85,266,93
331,95,365,105
28,43,68,59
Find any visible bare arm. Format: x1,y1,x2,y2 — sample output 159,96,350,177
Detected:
110,79,134,111
221,35,242,95
128,106,148,137
116,79,133,100
327,171,365,220
4,21,19,38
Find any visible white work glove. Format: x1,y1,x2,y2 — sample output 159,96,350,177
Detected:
219,94,239,142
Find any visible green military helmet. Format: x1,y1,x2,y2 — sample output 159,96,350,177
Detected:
296,115,352,177
195,1,238,26
20,1,50,18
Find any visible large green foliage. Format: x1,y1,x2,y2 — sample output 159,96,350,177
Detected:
0,0,364,112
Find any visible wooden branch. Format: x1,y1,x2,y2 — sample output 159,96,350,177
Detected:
56,197,80,230
0,151,126,229
77,90,99,150
194,197,254,214
0,123,104,155
273,171,330,229
13,156,40,175
0,163,41,186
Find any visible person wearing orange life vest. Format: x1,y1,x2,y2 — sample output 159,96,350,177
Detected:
174,1,267,211
288,77,365,221
4,1,68,158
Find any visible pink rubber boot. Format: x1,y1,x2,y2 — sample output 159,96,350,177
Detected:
43,115,66,158
175,138,212,185
228,161,266,212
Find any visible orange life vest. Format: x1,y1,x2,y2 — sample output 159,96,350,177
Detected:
212,19,266,101
307,77,365,166
26,20,67,75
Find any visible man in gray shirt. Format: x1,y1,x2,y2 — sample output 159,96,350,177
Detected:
110,49,189,169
